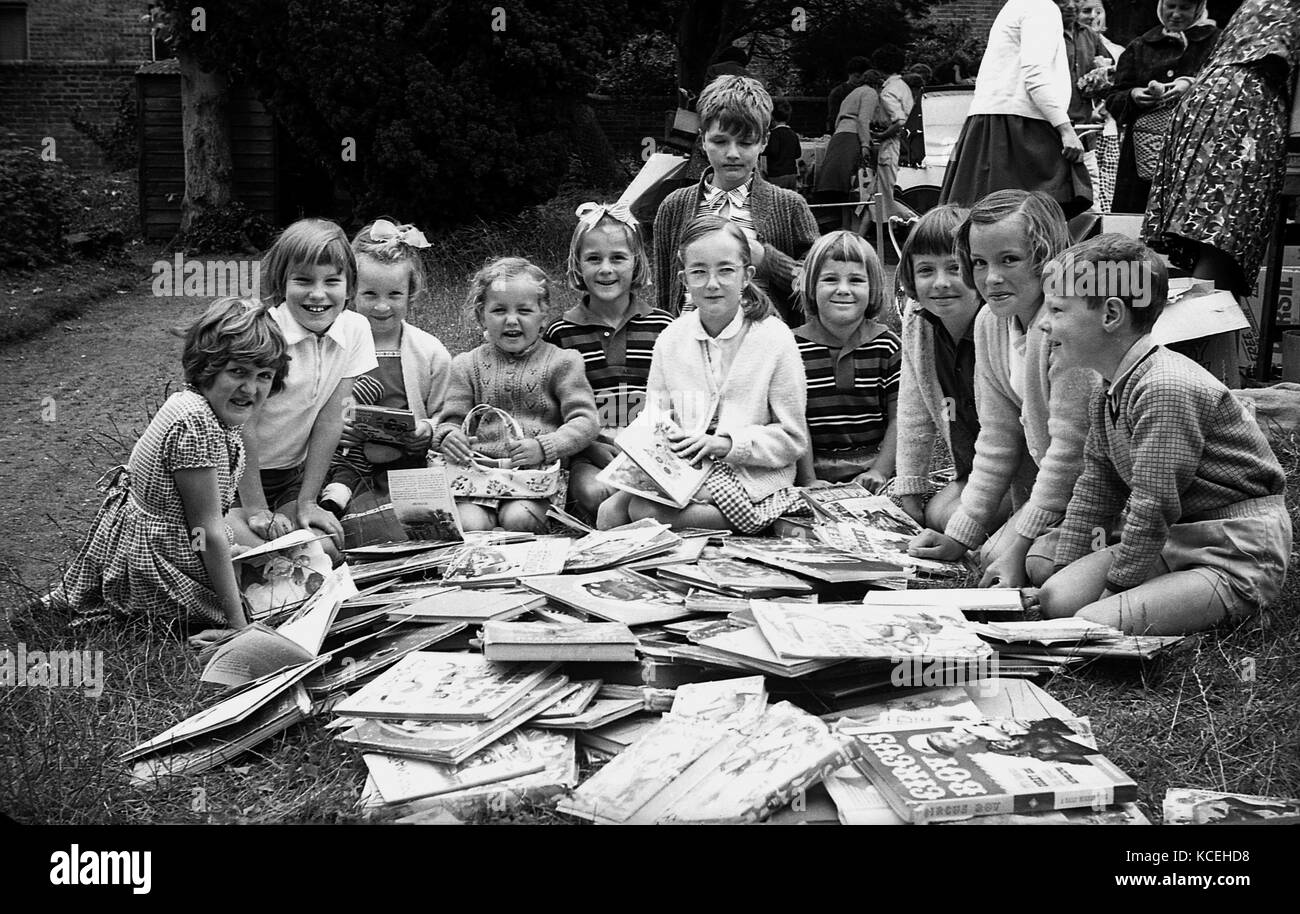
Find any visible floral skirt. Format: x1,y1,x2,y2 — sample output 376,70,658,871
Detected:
1143,61,1290,296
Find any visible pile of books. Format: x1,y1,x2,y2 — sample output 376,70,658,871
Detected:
120,508,1201,823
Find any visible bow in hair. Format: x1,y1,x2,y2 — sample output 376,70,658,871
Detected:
575,201,636,228
368,219,431,250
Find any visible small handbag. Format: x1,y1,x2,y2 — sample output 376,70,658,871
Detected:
431,404,562,499
1130,104,1177,181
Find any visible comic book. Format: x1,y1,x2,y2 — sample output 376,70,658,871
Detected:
853,717,1137,823
482,621,637,663
440,538,570,586
1162,788,1300,824
657,549,818,597
522,568,696,626
332,653,559,721
750,600,992,662
720,536,906,584
563,518,680,573
799,485,920,533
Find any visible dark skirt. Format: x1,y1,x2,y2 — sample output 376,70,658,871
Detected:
814,131,861,196
1143,62,1290,296
1110,128,1153,215
939,114,1093,218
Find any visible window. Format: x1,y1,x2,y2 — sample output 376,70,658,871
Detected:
0,3,27,61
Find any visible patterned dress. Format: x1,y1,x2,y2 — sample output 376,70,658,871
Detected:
62,389,245,626
1143,0,1300,295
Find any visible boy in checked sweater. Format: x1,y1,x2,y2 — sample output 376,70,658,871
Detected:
1038,235,1291,635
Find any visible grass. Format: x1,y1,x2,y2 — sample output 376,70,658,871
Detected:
3,195,1298,825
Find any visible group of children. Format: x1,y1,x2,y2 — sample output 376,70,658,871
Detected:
48,74,1291,644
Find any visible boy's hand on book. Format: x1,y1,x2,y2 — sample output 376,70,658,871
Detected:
441,430,475,464
908,528,967,562
508,439,545,468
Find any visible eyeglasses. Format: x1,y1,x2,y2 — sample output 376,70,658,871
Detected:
682,266,743,288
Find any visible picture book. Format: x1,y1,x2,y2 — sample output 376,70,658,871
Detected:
670,675,767,729
813,521,967,577
609,412,712,509
384,588,544,624
332,653,559,721
576,713,662,757
387,467,464,543
481,621,637,663
532,697,645,731
441,538,570,586
522,569,696,626
1162,788,1300,824
657,550,818,597
563,518,680,573
863,588,1024,616
750,601,991,662
799,486,920,533
533,679,602,722
304,622,468,698
972,618,1123,646
335,673,570,766
234,529,334,621
623,532,710,571
853,717,1137,823
825,685,982,729
351,404,416,445
682,625,843,678
720,537,907,584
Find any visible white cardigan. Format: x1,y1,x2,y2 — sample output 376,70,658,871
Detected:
398,321,452,436
646,311,808,500
968,0,1072,129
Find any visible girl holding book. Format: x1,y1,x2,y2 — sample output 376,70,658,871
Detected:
597,216,808,533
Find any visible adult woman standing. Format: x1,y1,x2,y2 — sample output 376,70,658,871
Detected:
813,69,884,232
1143,0,1300,387
1105,0,1218,214
939,0,1090,218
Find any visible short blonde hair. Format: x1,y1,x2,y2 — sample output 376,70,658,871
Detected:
351,218,429,308
260,218,356,308
566,212,650,294
697,75,772,143
464,256,549,326
797,230,886,321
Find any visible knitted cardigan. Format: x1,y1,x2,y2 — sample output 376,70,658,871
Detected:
895,302,962,496
431,341,598,466
652,170,820,315
944,306,1102,549
397,321,453,436
646,312,809,500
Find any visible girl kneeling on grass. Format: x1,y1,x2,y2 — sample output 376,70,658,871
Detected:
598,216,809,532
50,298,289,642
433,257,599,533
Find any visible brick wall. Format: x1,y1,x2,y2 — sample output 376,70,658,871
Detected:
27,0,152,62
923,0,1002,44
0,62,138,172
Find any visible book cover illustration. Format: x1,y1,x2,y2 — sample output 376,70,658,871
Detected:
827,685,983,729
387,467,464,543
813,521,966,577
522,569,695,626
595,452,683,508
441,538,570,585
660,550,818,595
1162,788,1300,824
234,530,333,621
563,518,678,573
854,717,1137,823
800,486,920,533
721,536,907,583
750,601,992,662
351,405,417,446
670,675,768,729
611,413,712,509
332,652,558,721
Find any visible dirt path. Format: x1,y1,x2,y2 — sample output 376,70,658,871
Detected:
0,274,211,596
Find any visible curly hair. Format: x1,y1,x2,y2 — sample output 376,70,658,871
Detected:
464,256,550,326
181,297,290,395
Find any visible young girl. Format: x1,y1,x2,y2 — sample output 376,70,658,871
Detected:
598,216,809,533
53,298,289,640
792,230,900,490
319,219,452,515
241,218,377,556
909,190,1099,589
894,205,994,531
542,203,673,522
433,257,599,533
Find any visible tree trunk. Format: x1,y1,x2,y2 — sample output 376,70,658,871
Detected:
677,0,727,96
177,45,234,236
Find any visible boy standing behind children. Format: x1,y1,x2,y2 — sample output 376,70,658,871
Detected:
764,99,802,191
1038,235,1291,635
654,76,820,324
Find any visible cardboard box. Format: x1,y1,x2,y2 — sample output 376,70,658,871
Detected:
1245,267,1300,330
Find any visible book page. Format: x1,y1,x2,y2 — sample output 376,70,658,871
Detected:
388,467,464,542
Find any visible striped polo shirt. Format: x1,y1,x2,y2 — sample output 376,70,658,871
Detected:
794,317,901,455
542,297,674,431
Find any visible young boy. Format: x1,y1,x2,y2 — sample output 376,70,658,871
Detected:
653,75,819,324
1037,234,1291,635
240,219,378,558
764,99,802,191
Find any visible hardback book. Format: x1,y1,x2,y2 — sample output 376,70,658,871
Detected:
522,568,696,626
385,588,545,624
682,625,844,678
972,618,1123,646
482,621,638,663
799,485,920,534
658,550,818,597
670,675,768,728
750,600,992,662
332,653,560,721
305,622,468,698
351,404,416,445
129,686,312,785
853,717,1137,824
607,412,712,509
335,673,570,766
533,679,602,721
595,452,684,508
563,518,680,573
233,529,335,621
623,532,710,571
441,538,570,586
1162,788,1300,825
388,467,464,543
532,697,644,730
576,713,662,757
1031,634,1190,661
720,536,907,585
863,588,1024,616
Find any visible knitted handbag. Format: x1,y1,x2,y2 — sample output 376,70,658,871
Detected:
1131,104,1177,181
431,404,562,499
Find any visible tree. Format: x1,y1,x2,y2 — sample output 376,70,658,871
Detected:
151,3,236,240
197,0,635,229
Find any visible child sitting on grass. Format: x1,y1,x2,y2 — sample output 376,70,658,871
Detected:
1038,235,1291,635
434,257,599,533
